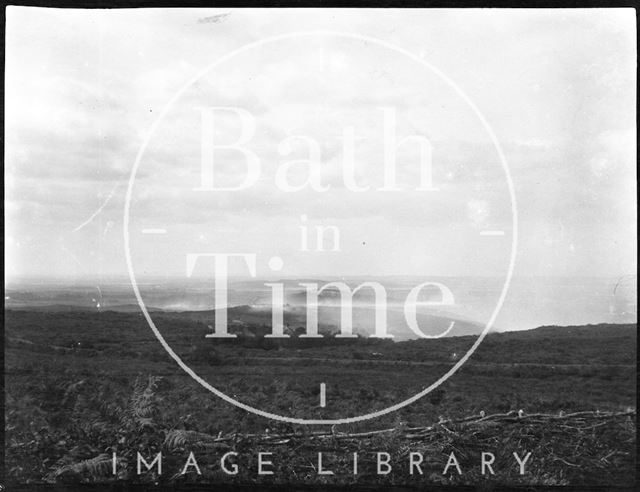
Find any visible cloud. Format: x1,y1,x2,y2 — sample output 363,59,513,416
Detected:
4,7,636,279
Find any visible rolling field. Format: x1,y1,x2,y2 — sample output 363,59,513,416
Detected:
4,310,637,486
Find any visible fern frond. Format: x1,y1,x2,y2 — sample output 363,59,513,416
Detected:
62,380,86,406
128,375,163,428
52,453,113,481
164,429,229,450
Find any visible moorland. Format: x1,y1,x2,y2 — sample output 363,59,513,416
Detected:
3,308,637,487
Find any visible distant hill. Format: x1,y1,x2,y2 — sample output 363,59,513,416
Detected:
4,307,636,366
153,304,484,340
4,303,164,313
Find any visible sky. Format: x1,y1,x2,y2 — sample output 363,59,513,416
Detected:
4,7,637,281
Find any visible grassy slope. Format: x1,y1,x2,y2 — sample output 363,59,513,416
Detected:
4,310,637,486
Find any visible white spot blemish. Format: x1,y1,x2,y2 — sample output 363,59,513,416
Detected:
467,199,490,228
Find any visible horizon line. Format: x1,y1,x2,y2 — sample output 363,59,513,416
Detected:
5,272,637,284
